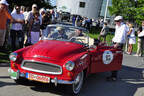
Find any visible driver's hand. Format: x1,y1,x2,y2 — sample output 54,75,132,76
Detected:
114,43,119,49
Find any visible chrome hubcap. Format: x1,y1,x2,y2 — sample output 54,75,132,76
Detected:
73,71,84,94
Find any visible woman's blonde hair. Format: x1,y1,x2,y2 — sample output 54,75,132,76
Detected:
129,23,133,28
33,11,40,17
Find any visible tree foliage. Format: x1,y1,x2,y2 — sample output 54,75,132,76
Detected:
7,0,53,11
109,0,144,25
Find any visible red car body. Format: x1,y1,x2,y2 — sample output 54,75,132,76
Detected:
8,25,123,94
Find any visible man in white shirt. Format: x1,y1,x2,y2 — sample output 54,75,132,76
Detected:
112,16,127,49
134,21,144,56
107,16,127,81
10,5,24,51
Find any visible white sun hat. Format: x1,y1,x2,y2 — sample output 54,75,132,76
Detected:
114,16,123,21
32,4,37,8
0,0,9,6
39,8,46,14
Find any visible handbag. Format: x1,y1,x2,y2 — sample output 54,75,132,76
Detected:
127,35,130,38
138,30,144,37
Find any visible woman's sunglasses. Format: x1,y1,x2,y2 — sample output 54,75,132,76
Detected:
115,20,120,22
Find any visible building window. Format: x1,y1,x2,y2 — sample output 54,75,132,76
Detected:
79,2,85,8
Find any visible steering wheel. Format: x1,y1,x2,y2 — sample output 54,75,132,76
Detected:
75,38,85,43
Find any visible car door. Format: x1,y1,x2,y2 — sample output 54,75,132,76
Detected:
89,46,123,73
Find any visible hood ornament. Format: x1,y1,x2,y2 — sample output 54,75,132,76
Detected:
34,55,51,59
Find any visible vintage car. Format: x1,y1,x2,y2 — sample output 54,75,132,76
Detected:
8,24,123,95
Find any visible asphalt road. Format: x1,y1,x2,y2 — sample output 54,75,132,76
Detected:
0,54,144,96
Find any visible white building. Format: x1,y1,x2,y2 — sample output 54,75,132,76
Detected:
56,0,103,19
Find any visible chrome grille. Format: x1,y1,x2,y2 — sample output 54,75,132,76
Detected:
21,60,62,75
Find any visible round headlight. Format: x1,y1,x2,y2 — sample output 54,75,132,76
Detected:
9,52,18,61
65,61,75,71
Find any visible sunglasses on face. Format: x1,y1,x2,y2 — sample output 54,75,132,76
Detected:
115,20,120,22
16,8,20,10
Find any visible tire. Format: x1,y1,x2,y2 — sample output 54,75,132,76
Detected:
69,71,84,95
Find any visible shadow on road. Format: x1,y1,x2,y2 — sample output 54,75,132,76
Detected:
0,63,10,67
27,65,144,96
0,76,17,87
122,65,144,74
0,81,17,87
0,76,10,79
30,84,69,96
80,65,144,96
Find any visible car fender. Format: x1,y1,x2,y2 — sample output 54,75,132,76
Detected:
66,52,90,78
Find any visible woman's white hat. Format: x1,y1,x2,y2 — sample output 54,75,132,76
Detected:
39,8,46,14
32,4,37,8
0,0,9,6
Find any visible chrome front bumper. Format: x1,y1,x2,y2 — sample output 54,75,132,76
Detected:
8,68,75,86
51,77,75,86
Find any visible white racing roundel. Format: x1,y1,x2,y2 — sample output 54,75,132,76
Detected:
102,50,113,64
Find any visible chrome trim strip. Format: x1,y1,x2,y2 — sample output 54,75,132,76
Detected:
21,60,62,75
80,54,88,60
33,55,51,59
116,51,122,53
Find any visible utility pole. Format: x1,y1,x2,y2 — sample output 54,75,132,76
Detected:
104,0,109,22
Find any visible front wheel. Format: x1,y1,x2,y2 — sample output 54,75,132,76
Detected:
70,71,84,95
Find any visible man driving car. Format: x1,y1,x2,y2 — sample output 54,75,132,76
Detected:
50,27,68,39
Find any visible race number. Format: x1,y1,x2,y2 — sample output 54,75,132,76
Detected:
102,50,113,64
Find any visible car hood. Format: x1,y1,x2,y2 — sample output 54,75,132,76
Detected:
23,40,85,62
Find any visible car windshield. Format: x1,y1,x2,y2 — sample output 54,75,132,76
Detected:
41,25,89,46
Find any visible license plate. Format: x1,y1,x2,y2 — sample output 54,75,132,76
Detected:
26,73,50,83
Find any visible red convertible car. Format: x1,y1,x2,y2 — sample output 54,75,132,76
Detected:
8,24,123,95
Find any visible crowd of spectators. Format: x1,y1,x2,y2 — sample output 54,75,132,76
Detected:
0,0,61,51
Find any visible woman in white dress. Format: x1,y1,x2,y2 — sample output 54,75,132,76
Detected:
127,23,136,55
28,11,41,44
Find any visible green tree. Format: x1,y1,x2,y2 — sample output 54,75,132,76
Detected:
109,0,144,25
7,0,53,11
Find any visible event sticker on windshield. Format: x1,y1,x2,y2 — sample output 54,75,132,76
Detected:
102,50,113,64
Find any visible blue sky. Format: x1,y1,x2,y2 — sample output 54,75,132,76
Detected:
50,0,57,6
